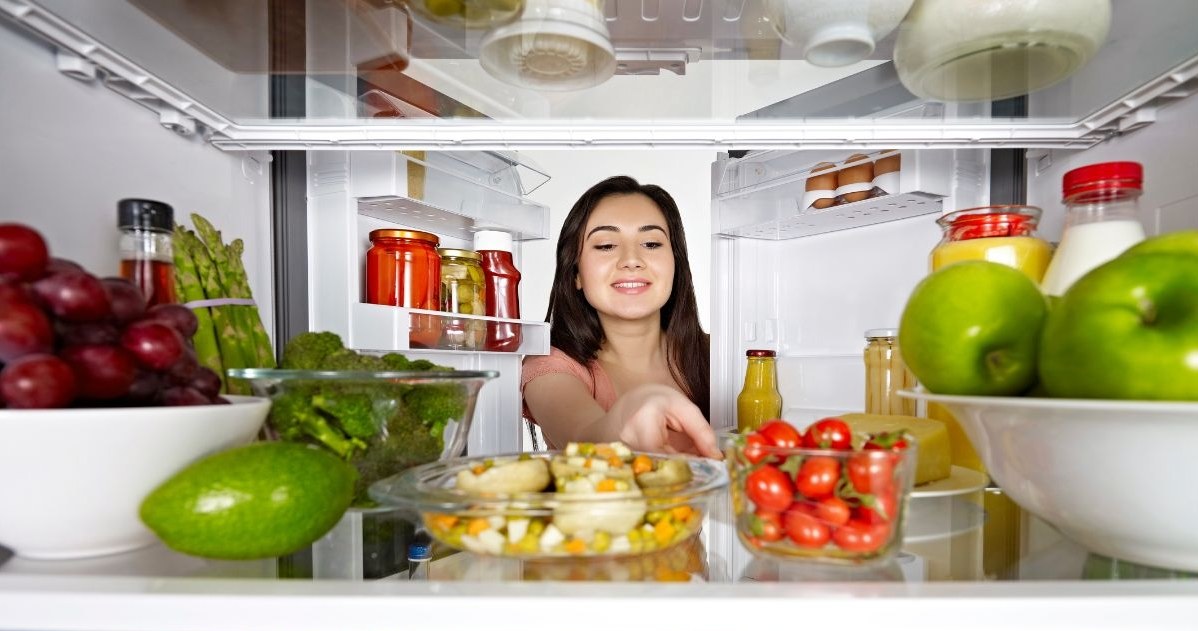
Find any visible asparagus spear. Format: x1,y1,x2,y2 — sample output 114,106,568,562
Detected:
185,229,250,395
172,227,226,392
227,238,277,368
190,214,262,376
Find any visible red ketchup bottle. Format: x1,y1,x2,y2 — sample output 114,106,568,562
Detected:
473,230,522,352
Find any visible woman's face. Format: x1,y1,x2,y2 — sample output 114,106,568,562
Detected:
576,192,675,323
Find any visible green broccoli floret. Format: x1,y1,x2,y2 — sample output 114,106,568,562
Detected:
282,332,345,370
269,388,366,459
380,353,412,371
403,383,468,434
406,359,438,371
319,349,386,371
351,404,444,502
312,391,380,439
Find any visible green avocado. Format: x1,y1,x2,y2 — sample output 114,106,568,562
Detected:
140,442,356,560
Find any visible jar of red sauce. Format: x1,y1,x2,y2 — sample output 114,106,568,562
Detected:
366,229,441,348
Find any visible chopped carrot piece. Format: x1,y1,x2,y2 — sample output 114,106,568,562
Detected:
426,514,458,532
596,478,618,492
607,455,623,468
632,455,653,475
471,465,487,475
671,505,694,522
564,538,587,555
654,519,676,546
467,518,490,536
595,444,614,458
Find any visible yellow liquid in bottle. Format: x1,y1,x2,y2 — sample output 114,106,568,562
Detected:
737,357,782,434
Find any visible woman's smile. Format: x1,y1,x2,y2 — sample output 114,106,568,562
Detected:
611,278,651,294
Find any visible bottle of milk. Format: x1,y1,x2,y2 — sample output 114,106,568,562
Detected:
1040,161,1146,297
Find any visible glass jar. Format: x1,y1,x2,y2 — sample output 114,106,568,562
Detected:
1040,161,1146,297
931,205,1053,283
737,350,782,434
864,329,916,416
117,198,177,306
437,248,486,350
366,229,441,348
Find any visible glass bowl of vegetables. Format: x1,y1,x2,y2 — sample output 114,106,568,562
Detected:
229,359,495,507
369,442,728,559
726,418,917,565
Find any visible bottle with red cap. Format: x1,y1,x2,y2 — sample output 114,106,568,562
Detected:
1040,161,1146,297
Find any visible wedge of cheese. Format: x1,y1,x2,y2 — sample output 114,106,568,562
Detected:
840,413,952,486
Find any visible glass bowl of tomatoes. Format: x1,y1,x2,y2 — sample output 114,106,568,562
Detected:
725,418,917,565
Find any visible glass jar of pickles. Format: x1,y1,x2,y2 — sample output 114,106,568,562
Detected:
864,329,917,416
438,248,486,350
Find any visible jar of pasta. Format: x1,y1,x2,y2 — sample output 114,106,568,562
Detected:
437,248,486,350
864,329,917,416
366,229,441,348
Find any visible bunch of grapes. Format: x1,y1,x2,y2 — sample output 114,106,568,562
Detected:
0,223,225,409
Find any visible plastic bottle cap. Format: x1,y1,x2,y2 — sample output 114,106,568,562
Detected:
118,199,174,233
865,328,898,339
745,349,776,357
474,230,514,253
408,542,431,560
1063,161,1143,199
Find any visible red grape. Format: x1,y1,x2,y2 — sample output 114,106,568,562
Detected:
44,258,84,276
102,277,147,324
0,300,53,362
126,370,165,405
0,279,35,306
211,396,232,404
190,366,222,398
57,321,121,347
120,320,185,370
0,354,76,408
60,344,137,400
32,271,112,322
143,303,198,339
162,386,209,406
0,224,49,281
166,349,199,385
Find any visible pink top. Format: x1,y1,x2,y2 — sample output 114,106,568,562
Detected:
521,347,618,441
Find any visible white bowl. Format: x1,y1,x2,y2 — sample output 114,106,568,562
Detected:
766,0,914,67
0,396,270,560
903,390,1198,571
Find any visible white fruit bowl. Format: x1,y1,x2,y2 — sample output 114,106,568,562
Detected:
903,389,1198,571
0,396,270,560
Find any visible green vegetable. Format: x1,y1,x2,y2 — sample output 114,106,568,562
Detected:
140,442,357,560
183,229,251,394
273,331,469,503
191,215,269,375
226,238,277,368
172,226,225,392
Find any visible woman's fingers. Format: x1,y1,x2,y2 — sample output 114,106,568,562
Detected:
664,399,722,459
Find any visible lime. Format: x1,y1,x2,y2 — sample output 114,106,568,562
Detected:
140,442,356,560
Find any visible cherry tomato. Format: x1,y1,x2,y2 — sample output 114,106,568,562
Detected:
742,433,770,465
832,520,891,553
745,465,795,513
757,419,801,449
802,417,853,450
847,451,895,495
784,508,831,548
752,510,785,542
794,456,840,500
855,490,898,524
815,496,851,527
864,430,909,452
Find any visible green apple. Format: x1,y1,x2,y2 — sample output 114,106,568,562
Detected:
1040,252,1198,400
1121,230,1198,259
899,261,1047,396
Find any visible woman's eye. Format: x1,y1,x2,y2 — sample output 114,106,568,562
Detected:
593,243,616,251
642,241,664,250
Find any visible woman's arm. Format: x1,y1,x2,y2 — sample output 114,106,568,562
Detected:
525,376,721,458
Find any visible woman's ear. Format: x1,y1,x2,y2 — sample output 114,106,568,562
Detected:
574,274,582,290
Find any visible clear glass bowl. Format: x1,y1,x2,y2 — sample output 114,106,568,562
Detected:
369,450,728,559
725,434,916,565
228,368,497,504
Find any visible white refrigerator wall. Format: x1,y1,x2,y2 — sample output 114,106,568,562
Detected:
0,25,275,340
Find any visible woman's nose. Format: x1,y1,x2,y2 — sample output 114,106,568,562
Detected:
619,253,645,270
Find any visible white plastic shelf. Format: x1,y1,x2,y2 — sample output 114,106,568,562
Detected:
719,191,943,240
347,303,549,356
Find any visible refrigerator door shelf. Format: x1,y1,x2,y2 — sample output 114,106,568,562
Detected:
348,303,549,356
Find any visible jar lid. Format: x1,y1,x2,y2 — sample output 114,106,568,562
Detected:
370,229,439,245
937,205,1042,240
437,248,481,261
745,349,776,358
118,199,174,233
1063,161,1143,202
865,328,898,339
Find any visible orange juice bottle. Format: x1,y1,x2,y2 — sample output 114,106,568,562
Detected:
737,350,782,433
928,206,1051,471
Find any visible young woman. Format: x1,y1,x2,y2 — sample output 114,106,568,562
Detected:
521,176,719,458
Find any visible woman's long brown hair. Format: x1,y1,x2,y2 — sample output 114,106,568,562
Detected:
544,175,710,419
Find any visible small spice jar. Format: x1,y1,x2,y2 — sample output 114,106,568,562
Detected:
864,329,917,416
366,229,441,348
437,248,486,350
